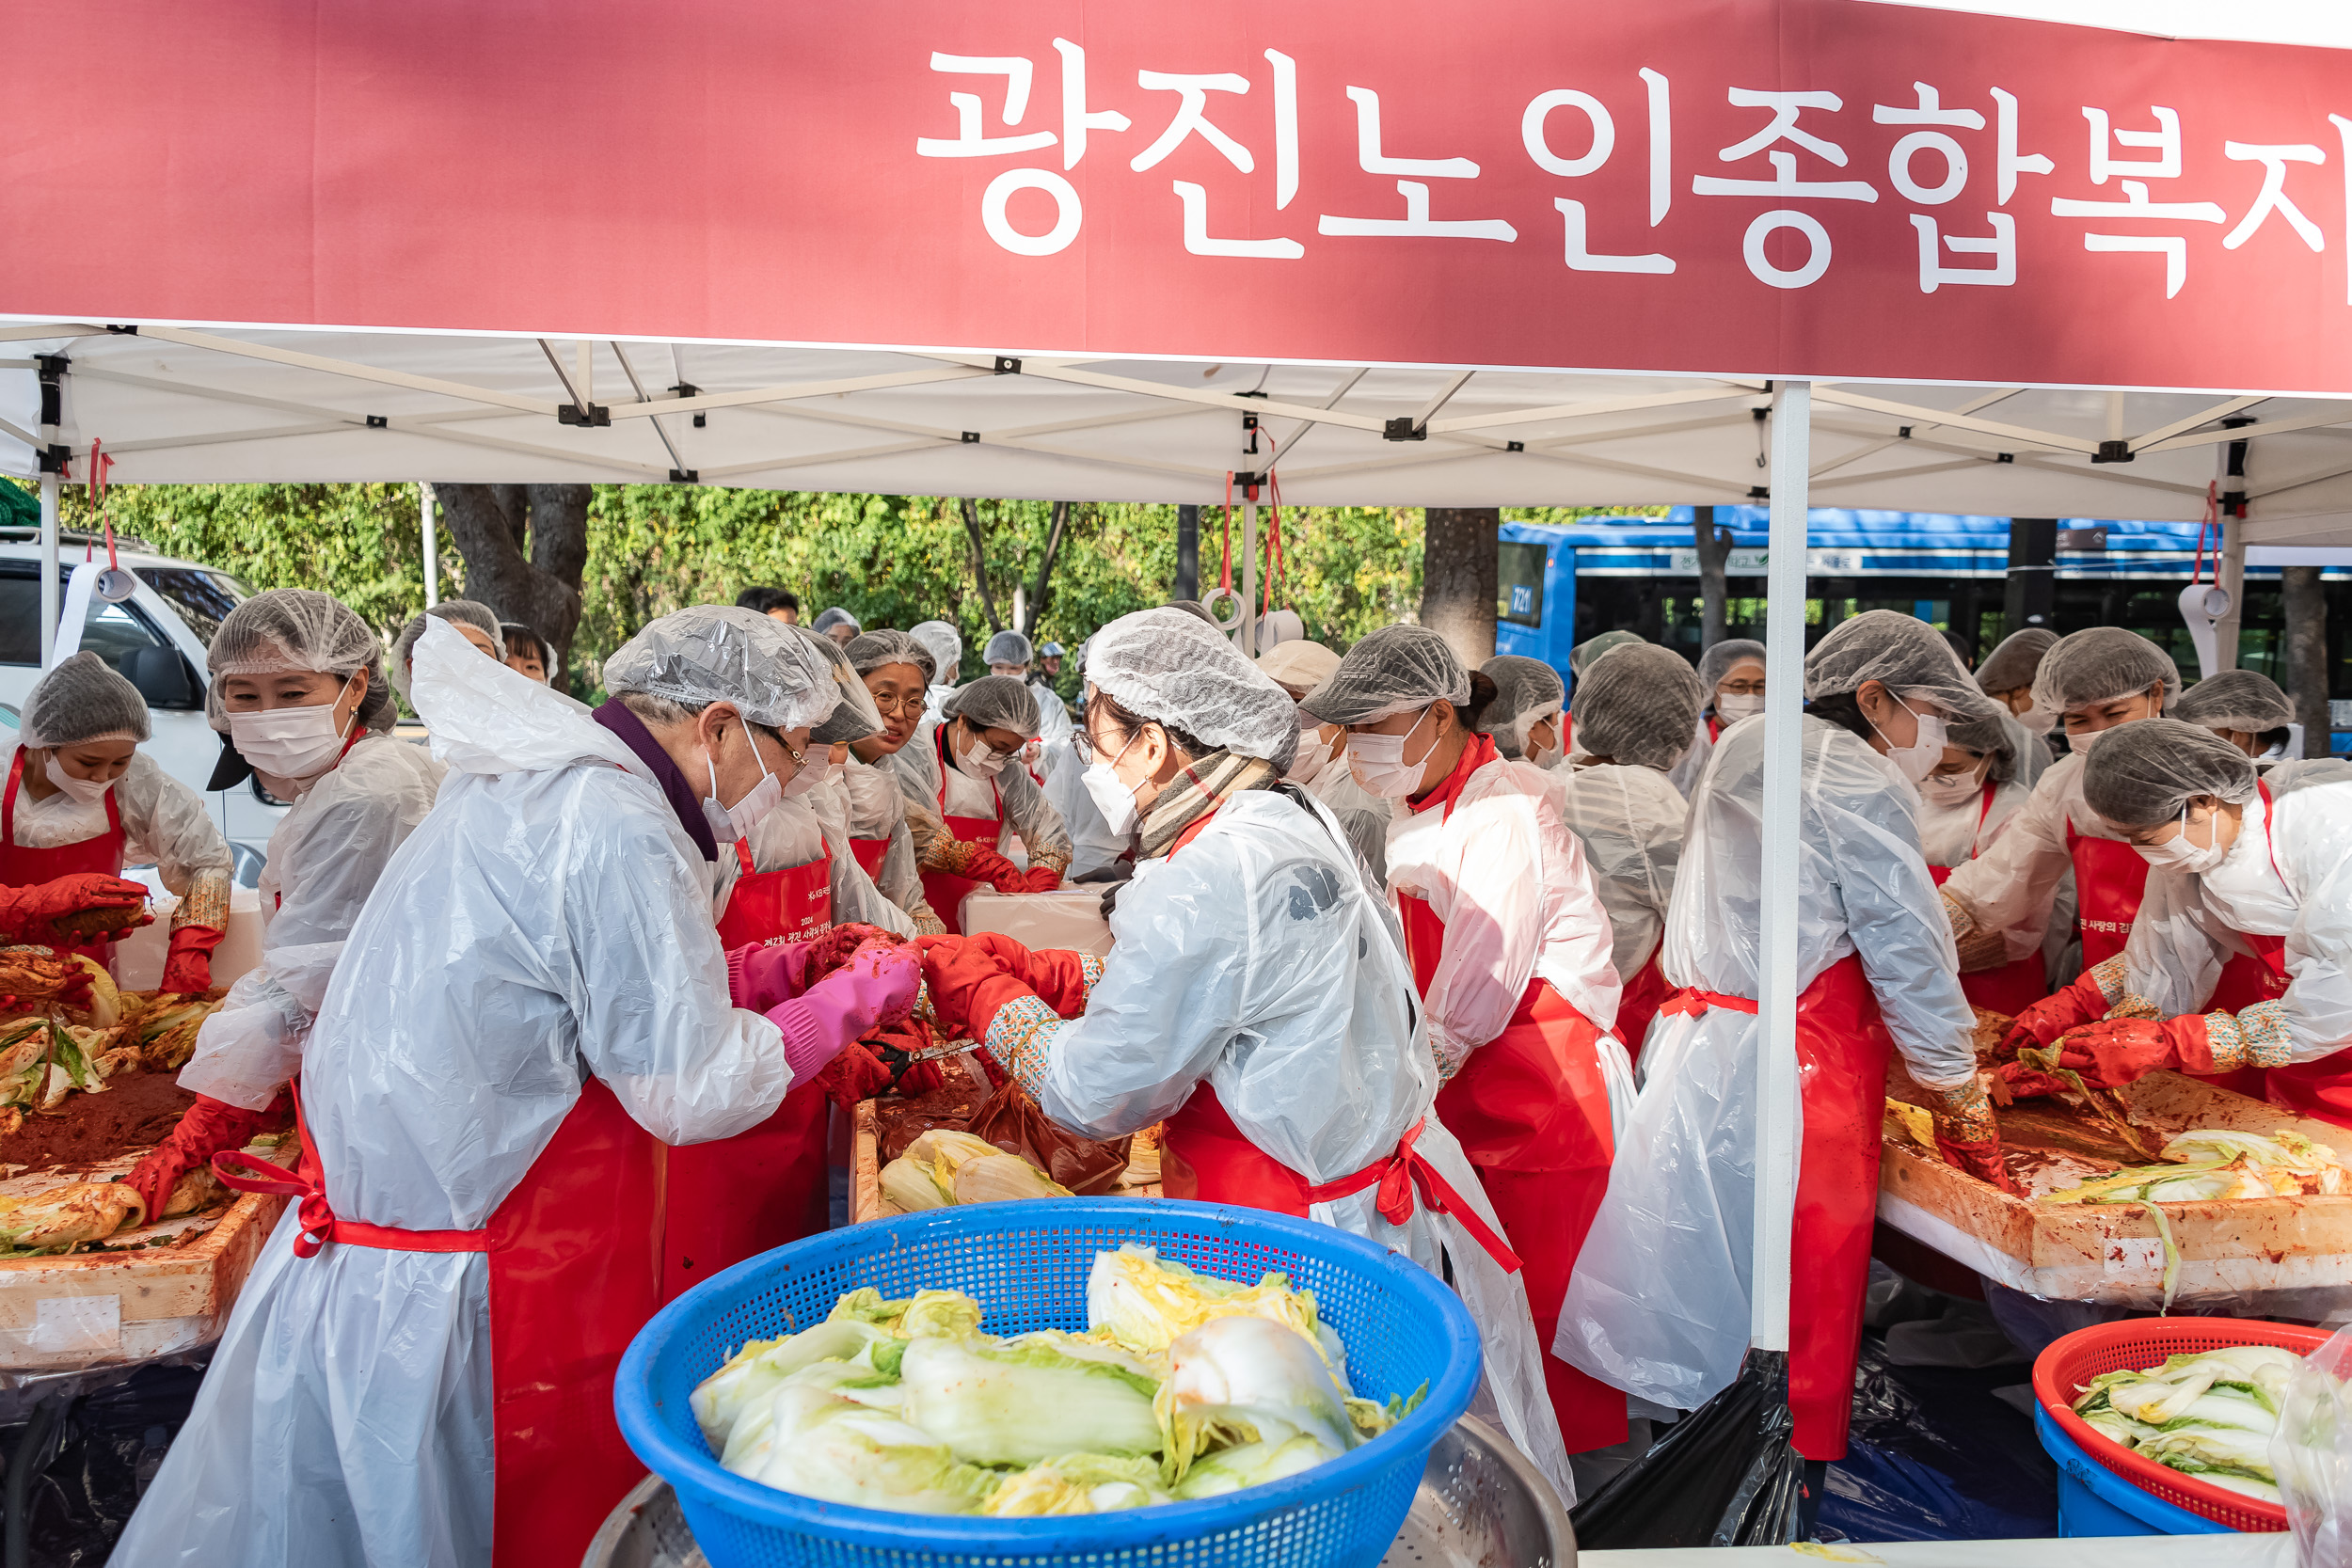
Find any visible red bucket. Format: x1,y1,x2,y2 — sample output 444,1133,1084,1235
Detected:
2032,1316,2327,1532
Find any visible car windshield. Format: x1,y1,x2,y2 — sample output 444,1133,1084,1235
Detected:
136,566,248,649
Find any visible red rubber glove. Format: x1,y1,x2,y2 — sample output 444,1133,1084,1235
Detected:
0,874,152,945
960,932,1094,1019
812,1040,896,1111
160,925,224,994
2048,1016,2214,1088
1935,1132,2021,1196
917,934,1040,1041
1997,968,2113,1060
1018,865,1064,895
123,1094,275,1223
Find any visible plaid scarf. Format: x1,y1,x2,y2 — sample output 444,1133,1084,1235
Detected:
1136,749,1280,860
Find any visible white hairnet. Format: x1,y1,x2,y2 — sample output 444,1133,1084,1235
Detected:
1254,639,1342,693
2081,717,2259,828
207,588,396,735
1569,629,1646,677
602,605,839,731
1696,638,1768,695
942,673,1041,738
1976,627,2057,695
1085,606,1300,768
2029,626,2182,714
1804,610,2006,724
21,652,152,750
1947,709,2047,788
908,621,962,684
2173,669,2295,735
1478,656,1566,758
983,629,1033,668
1300,625,1470,727
842,629,935,686
788,625,883,746
1572,643,1705,769
389,601,503,704
810,606,861,636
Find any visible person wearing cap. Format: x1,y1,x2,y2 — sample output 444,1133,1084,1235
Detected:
1665,637,1767,797
499,621,554,685
120,590,446,1224
1916,710,2055,1014
2175,669,2297,762
0,653,231,993
1258,638,1393,885
1038,640,1068,683
1305,625,1630,1453
114,608,923,1568
907,619,964,719
389,599,503,706
1940,628,2185,1010
1997,720,2352,1125
1977,626,2060,726
1561,610,2011,1471
841,630,948,931
1552,644,1704,1063
810,606,862,646
1480,656,1568,772
983,627,1075,773
917,607,1575,1497
890,674,1072,930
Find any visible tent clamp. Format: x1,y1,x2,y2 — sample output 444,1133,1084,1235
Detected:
103,325,139,335
993,356,1022,375
35,445,71,475
557,403,612,427
1383,417,1427,441
1232,469,1265,490
2091,439,2134,464
34,356,68,427
1996,451,2015,463
1748,485,1769,499
961,431,981,444
1507,440,1525,452
671,383,707,427
1898,425,1913,439
669,468,699,483
365,415,389,429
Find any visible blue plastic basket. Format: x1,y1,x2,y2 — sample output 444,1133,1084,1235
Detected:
2032,1403,2231,1537
615,1196,1482,1568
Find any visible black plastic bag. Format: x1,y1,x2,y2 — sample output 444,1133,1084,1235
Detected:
1570,1350,1806,1548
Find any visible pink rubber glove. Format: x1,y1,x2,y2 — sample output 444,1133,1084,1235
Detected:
767,944,923,1080
727,942,809,1013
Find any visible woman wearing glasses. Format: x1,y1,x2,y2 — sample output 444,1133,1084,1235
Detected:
841,631,947,933
890,674,1071,932
1665,638,1767,796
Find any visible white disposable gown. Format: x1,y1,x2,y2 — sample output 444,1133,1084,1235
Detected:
1292,732,1393,887
1549,761,1688,989
1554,717,1979,1414
739,772,915,938
976,786,1576,1500
1940,751,2133,965
891,716,1073,872
8,747,232,892
1916,769,2031,871
1663,711,1722,798
840,755,944,930
175,733,443,1110
111,626,794,1568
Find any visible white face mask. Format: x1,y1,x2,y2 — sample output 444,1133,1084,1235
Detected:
705,721,786,842
1714,691,1765,722
1081,730,1143,837
2137,800,2232,874
1347,707,1438,799
1917,762,1987,809
780,752,830,800
42,755,115,807
1282,716,1332,784
1867,698,1948,785
228,700,355,782
1522,712,1564,770
958,727,1010,778
2014,704,2058,737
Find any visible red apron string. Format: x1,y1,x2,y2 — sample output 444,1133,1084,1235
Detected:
1302,1119,1524,1274
1659,987,1759,1019
213,1145,490,1258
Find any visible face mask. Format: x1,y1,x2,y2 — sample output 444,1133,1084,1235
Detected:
1916,764,1986,809
1867,699,1947,785
1081,731,1143,837
780,753,831,800
959,729,1009,778
228,700,354,781
2137,801,2231,874
705,721,785,842
2014,704,2058,737
1282,724,1330,784
1521,712,1564,769
1714,691,1764,721
42,755,114,806
1347,707,1437,799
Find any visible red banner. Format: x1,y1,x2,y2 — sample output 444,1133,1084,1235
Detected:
8,1,2352,393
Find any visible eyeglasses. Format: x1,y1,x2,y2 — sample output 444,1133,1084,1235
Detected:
868,691,921,717
1718,679,1767,696
1073,722,1136,763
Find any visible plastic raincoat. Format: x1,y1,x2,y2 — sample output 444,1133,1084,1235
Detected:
1549,760,1687,1059
113,625,794,1568
840,755,944,930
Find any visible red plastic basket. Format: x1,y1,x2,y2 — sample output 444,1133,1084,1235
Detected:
2033,1316,2328,1532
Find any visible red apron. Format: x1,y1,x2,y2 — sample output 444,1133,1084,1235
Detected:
0,750,126,967
918,731,1005,936
217,1080,664,1568
1394,735,1626,1450
1614,940,1669,1066
1660,952,1892,1461
850,835,890,879
2065,823,2148,971
1929,781,2048,1015
660,845,834,1299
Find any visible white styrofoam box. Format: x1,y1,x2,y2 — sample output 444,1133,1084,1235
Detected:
959,889,1113,957
111,886,265,990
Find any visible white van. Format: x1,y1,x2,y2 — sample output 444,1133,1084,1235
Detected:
0,529,285,885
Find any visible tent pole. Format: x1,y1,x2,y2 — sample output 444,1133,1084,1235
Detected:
1751,378,1811,1356
421,482,439,609
2214,422,2252,671
38,476,59,666
1241,492,1259,657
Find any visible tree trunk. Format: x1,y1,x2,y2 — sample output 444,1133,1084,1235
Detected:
434,483,590,665
1023,501,1073,635
959,498,1006,633
2282,564,2332,757
1173,504,1200,600
1421,508,1499,666
1692,503,1734,649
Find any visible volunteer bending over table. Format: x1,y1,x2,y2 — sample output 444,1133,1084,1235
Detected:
919,607,1575,1499
113,611,922,1568
1306,626,1629,1454
123,590,445,1221
1560,610,2011,1468
0,654,230,987
983,627,1075,774
892,674,1071,929
1550,642,1705,1063
2172,668,2297,764
1918,710,2052,1015
1998,721,2352,1126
